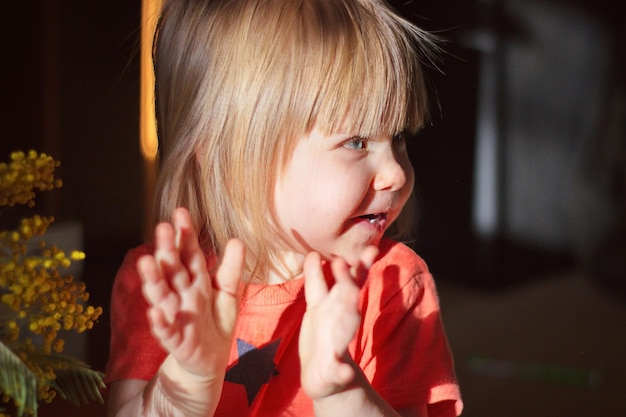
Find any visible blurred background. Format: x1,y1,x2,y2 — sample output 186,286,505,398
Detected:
1,0,624,415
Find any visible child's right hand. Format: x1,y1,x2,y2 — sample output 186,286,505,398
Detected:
137,207,245,380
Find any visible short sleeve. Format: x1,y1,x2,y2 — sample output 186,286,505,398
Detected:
353,240,463,415
104,244,167,383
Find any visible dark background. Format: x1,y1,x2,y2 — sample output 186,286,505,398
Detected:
2,1,624,415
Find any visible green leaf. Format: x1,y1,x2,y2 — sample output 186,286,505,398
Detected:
45,354,105,407
0,341,39,417
3,348,106,412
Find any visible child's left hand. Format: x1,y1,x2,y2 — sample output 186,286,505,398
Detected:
298,246,379,400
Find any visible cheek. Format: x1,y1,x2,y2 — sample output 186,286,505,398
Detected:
398,156,415,206
277,168,366,231
308,171,362,216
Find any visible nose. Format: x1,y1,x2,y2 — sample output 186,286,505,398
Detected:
372,146,409,192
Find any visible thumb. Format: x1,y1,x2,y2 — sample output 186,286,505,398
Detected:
214,239,245,335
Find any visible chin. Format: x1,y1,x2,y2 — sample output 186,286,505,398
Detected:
333,240,382,266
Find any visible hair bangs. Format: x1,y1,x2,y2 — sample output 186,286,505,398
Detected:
311,2,434,138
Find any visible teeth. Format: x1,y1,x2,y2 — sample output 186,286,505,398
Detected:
361,213,384,224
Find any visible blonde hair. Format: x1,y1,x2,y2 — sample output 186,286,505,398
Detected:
152,0,439,280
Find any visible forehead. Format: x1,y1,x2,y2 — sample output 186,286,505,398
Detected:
227,0,432,161
302,33,429,138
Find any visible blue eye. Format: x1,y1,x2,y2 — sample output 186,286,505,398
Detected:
343,137,368,150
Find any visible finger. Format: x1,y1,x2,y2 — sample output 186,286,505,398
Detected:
303,251,328,308
213,239,245,336
329,261,360,310
148,307,181,350
360,245,379,269
172,208,209,290
215,239,245,296
154,220,192,292
138,255,180,322
331,301,360,354
350,245,379,283
330,256,353,285
138,255,172,304
154,221,177,264
329,258,361,353
328,362,356,387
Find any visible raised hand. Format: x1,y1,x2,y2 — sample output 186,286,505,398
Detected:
137,207,245,379
298,246,379,400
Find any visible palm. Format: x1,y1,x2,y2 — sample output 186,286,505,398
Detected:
138,207,244,378
299,248,378,399
160,273,229,374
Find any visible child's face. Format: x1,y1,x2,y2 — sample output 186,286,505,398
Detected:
274,126,414,267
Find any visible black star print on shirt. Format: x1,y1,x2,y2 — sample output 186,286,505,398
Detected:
224,338,281,405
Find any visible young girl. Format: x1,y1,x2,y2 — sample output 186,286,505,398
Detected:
105,0,463,416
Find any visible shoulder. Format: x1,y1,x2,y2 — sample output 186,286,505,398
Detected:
120,243,154,268
369,238,431,286
375,239,429,272
109,245,153,325
111,243,154,292
363,239,437,310
113,243,218,292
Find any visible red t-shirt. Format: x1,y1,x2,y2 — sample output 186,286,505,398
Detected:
105,239,463,416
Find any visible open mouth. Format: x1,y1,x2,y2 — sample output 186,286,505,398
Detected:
358,212,387,224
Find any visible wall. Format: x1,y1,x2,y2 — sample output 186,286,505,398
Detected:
1,1,143,370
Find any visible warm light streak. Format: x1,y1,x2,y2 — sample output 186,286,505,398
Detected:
141,0,162,240
140,0,162,161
